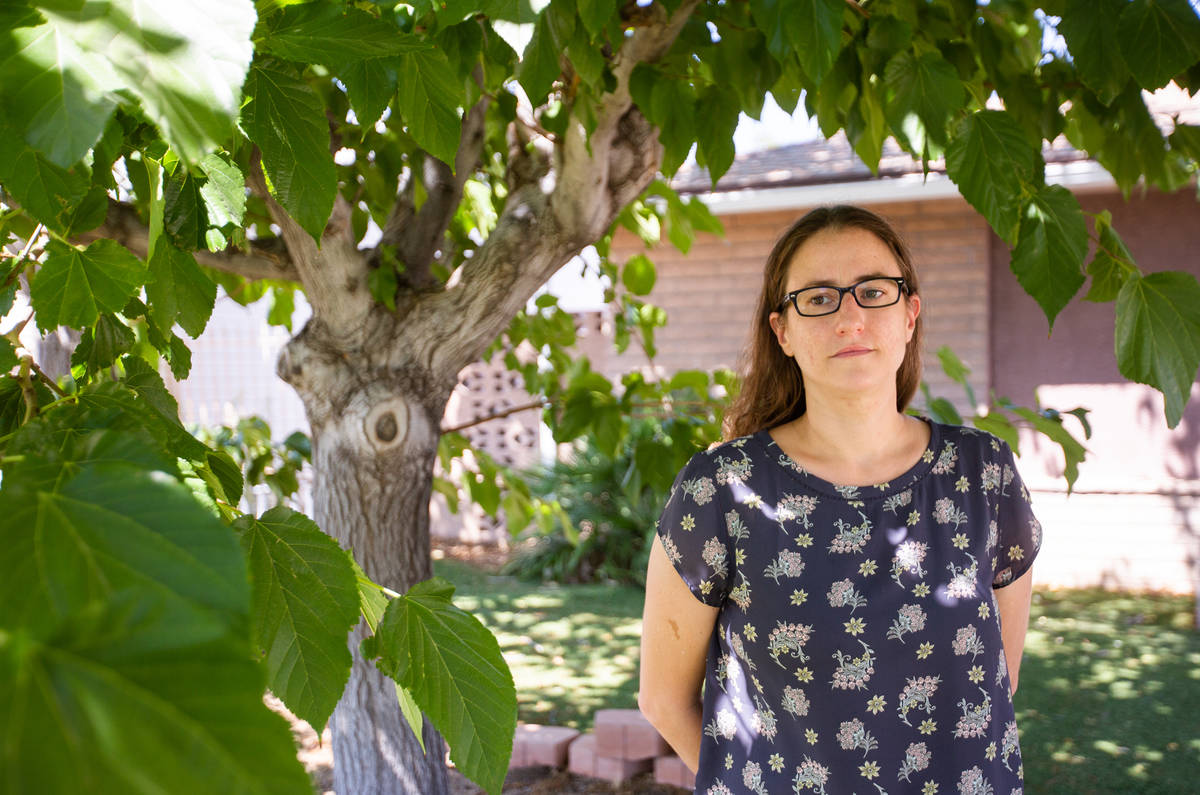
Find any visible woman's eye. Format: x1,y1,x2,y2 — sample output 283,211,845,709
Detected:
862,289,883,300
807,295,830,306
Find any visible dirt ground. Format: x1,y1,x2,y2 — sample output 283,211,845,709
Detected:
269,540,685,795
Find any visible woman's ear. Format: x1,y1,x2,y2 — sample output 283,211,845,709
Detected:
904,294,921,341
769,311,794,357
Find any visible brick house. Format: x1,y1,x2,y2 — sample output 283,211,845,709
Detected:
598,129,1200,595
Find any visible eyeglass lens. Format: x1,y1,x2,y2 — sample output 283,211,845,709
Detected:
793,278,902,316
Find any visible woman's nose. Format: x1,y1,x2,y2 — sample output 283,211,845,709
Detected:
834,295,867,332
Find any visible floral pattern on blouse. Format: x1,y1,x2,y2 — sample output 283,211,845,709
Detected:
655,420,1040,794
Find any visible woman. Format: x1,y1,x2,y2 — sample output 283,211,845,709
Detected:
639,206,1039,795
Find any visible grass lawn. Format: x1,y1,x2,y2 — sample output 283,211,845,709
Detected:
435,558,1200,793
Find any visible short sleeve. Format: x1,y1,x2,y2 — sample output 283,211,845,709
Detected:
655,451,732,607
989,440,1042,588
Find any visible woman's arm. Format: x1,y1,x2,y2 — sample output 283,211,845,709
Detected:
638,534,719,773
994,567,1034,696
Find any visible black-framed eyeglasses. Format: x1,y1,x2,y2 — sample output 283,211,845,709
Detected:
777,277,909,317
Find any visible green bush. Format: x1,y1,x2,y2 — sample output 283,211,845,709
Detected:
503,416,716,585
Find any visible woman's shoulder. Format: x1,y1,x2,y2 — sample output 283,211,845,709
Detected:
678,432,766,477
926,419,1013,461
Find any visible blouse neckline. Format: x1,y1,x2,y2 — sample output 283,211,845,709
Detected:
752,416,941,500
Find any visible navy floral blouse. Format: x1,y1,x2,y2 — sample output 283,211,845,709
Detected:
655,419,1041,795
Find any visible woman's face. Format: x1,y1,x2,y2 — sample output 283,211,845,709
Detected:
767,226,921,403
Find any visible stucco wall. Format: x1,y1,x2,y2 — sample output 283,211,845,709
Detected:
988,188,1200,594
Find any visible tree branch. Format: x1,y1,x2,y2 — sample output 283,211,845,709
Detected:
423,0,702,377
377,86,492,290
441,398,548,434
247,153,372,339
84,200,301,282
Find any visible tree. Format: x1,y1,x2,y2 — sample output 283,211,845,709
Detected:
1,0,1198,793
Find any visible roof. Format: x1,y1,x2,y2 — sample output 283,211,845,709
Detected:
670,86,1199,197
668,132,1088,196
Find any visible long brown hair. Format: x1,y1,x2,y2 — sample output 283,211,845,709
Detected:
723,205,924,440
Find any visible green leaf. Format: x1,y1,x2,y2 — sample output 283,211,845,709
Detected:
0,18,116,167
0,432,311,794
0,338,17,374
62,186,110,236
395,48,464,168
695,84,740,185
577,0,613,37
199,153,247,228
163,169,208,250
120,355,208,460
1058,0,1130,104
204,449,245,505
972,411,1020,451
1115,271,1200,428
233,506,360,731
566,22,605,88
146,242,217,338
785,0,844,85
259,4,430,64
935,347,970,383
362,577,516,795
1117,0,1200,91
1010,185,1088,329
664,193,693,254
517,8,562,106
31,239,147,332
242,59,337,243
1170,123,1200,162
1,1,256,167
393,682,429,753
945,110,1038,245
368,263,399,312
350,557,388,633
267,285,295,330
884,50,963,149
0,133,89,232
70,313,136,375
926,395,963,426
339,57,398,126
621,254,656,296
1085,212,1138,303
848,80,887,174
1009,406,1088,492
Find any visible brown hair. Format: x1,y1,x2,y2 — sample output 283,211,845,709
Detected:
722,205,924,440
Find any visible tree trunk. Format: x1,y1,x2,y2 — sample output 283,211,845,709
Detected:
280,318,456,794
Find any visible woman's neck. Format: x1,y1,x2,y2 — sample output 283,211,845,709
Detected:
778,390,928,485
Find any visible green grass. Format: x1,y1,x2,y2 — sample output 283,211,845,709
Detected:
1017,589,1200,794
434,557,646,729
435,559,1200,792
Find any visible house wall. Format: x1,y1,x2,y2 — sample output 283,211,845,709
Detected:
990,188,1200,594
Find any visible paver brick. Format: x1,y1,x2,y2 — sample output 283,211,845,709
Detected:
654,754,696,791
567,733,652,784
593,708,669,760
509,724,580,769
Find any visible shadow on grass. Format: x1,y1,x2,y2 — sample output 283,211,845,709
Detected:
1017,588,1199,794
435,558,644,729
437,559,1200,792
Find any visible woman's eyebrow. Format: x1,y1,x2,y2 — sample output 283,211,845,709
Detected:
798,272,893,289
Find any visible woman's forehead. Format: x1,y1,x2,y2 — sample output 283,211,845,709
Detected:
785,226,901,284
